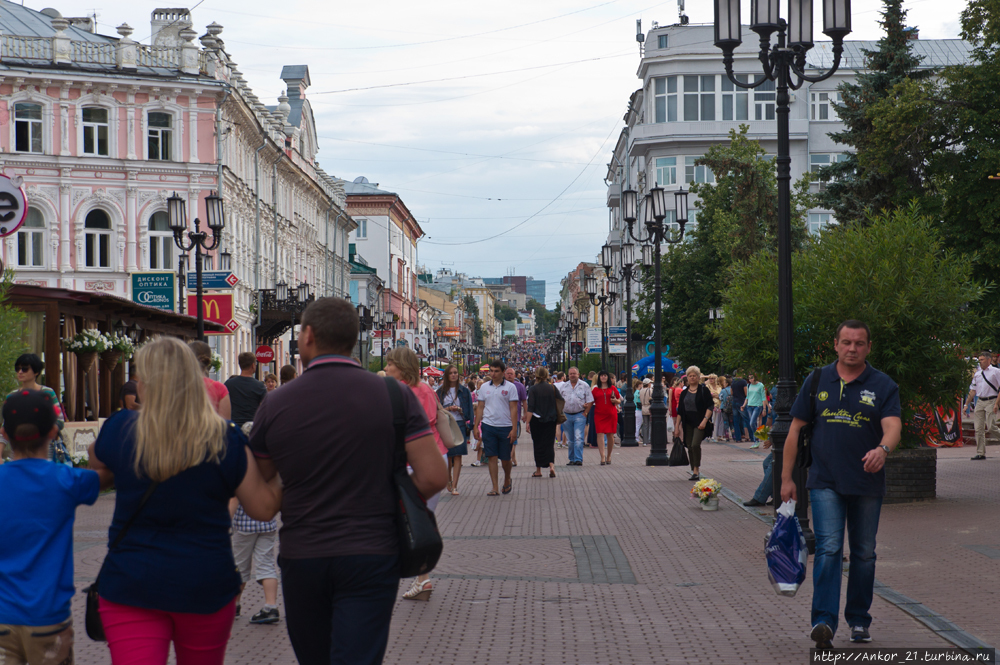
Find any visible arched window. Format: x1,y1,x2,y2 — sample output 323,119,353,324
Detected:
17,208,45,268
147,112,172,161
84,209,112,268
148,211,173,269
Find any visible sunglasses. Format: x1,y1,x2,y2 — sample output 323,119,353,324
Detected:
15,365,34,373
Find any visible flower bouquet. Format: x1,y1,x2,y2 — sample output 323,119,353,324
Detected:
210,351,223,374
71,451,89,468
691,478,722,509
754,424,772,448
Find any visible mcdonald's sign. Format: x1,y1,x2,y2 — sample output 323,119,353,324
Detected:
187,293,238,334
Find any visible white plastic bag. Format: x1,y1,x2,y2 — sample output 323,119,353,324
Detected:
766,500,808,597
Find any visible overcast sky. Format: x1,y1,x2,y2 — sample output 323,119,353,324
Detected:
62,0,969,307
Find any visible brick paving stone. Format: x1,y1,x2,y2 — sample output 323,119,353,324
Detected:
69,432,991,664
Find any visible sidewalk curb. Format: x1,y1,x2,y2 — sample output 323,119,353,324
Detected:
720,487,995,655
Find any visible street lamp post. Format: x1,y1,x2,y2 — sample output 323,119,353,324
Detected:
603,240,647,447
622,185,688,465
584,274,617,371
713,0,850,537
168,191,225,340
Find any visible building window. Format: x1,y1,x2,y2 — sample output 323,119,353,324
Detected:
683,75,715,121
811,91,842,121
82,106,109,156
14,103,43,153
722,75,750,121
148,211,173,269
356,218,367,239
810,153,848,190
684,156,715,184
657,34,668,48
84,209,112,268
17,208,45,268
654,76,677,123
655,157,677,187
147,112,172,161
754,77,776,120
808,212,833,235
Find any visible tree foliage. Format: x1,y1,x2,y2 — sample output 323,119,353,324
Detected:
634,127,811,369
819,0,932,223
526,298,559,336
0,269,27,396
717,204,991,447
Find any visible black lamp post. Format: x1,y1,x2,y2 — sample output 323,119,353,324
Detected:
177,252,188,315
357,305,373,365
168,191,225,341
622,185,688,465
714,0,850,538
603,239,650,447
375,311,397,371
585,274,617,371
275,280,311,361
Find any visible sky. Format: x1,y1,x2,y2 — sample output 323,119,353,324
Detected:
53,0,969,307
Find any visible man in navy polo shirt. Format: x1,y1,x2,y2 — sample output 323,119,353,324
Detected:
781,320,901,649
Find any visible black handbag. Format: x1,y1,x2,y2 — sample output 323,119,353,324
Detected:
668,435,689,467
85,481,159,641
384,378,443,578
797,369,823,469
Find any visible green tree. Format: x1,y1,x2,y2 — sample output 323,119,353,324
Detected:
634,126,811,369
819,0,932,223
849,0,1000,350
0,269,27,396
463,294,479,318
496,305,521,323
717,204,990,447
526,298,559,336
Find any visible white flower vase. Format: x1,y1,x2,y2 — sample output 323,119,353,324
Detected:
702,496,720,511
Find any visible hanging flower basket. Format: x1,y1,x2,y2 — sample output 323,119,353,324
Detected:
101,349,122,372
76,351,99,374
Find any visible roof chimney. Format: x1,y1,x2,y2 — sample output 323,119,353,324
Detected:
905,26,919,40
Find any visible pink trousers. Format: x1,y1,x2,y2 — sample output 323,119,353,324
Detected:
99,597,236,665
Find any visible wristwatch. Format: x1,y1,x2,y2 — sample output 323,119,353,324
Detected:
879,445,891,454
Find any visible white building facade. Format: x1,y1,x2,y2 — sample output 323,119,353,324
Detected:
604,22,972,329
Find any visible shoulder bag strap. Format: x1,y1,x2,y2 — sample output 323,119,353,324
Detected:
809,368,822,418
384,377,407,468
981,370,1000,396
108,481,159,551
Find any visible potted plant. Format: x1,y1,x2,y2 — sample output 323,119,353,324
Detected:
691,478,723,511
71,451,89,469
101,333,134,372
64,329,110,374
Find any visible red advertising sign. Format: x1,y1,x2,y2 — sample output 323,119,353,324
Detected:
439,327,461,338
255,345,275,364
187,293,237,334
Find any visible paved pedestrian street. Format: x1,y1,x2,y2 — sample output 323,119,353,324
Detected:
69,435,998,664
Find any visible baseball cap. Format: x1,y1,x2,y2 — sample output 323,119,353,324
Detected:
2,389,57,442
643,378,652,385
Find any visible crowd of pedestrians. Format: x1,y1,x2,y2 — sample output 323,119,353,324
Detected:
0,305,953,662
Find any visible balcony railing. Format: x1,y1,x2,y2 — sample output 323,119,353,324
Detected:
1,35,52,61
1,32,209,75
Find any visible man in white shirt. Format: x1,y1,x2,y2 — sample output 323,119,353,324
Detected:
558,367,594,466
964,351,1000,460
474,360,520,495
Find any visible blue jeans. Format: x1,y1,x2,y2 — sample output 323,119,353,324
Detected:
809,488,883,636
752,452,773,502
745,405,762,441
279,554,400,665
563,411,586,462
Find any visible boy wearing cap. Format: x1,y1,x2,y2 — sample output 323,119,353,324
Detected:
0,390,105,665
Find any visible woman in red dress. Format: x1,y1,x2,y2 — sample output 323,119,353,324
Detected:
591,370,621,466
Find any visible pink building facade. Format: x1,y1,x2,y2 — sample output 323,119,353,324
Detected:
0,4,353,372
